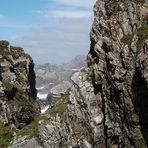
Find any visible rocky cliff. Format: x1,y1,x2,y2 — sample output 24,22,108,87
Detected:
7,0,148,148
0,41,39,147
65,0,148,147
35,0,148,147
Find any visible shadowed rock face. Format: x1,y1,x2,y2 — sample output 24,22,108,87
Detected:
28,62,37,99
0,40,38,129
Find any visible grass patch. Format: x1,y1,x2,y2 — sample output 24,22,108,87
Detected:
139,139,147,148
15,92,25,101
16,115,40,137
0,122,13,148
121,33,134,47
48,92,69,119
49,99,67,117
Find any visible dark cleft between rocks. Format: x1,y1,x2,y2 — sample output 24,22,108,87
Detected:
132,68,148,145
11,106,34,129
28,61,37,99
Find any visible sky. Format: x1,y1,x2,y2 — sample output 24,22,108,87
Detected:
0,0,96,64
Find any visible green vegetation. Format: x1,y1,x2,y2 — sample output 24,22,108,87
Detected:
15,92,25,101
10,46,24,59
16,115,40,137
139,139,147,148
2,81,13,89
137,24,148,50
0,41,24,60
48,93,68,120
121,24,148,50
133,0,145,4
121,33,134,47
0,122,13,148
49,99,67,117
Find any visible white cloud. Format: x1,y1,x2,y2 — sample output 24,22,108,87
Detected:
36,10,91,18
55,0,96,8
35,0,95,19
11,18,92,64
10,0,96,64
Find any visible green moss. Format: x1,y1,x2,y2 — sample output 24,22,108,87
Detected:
133,0,145,4
139,139,147,148
137,24,148,50
49,99,67,117
121,33,134,47
15,92,25,101
16,115,40,137
0,122,13,148
2,81,13,89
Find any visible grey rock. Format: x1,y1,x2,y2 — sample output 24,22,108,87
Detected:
9,136,43,148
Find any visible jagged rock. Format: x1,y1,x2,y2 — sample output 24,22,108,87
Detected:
34,0,148,147
11,106,34,129
35,55,86,93
0,40,39,147
38,117,67,148
9,136,42,148
50,81,71,98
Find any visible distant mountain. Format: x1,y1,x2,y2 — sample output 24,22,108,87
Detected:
35,55,86,112
35,55,86,93
62,55,87,69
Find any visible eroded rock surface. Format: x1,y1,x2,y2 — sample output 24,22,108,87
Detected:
36,0,148,147
0,40,38,129
9,0,148,148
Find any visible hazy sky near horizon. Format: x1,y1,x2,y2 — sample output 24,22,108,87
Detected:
0,0,95,64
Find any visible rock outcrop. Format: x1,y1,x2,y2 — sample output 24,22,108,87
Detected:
0,40,39,147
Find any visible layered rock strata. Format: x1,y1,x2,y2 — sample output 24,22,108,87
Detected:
0,40,38,129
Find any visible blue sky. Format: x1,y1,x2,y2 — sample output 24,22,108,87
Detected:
0,0,95,64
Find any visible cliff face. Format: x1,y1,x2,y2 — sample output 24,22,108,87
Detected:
0,40,38,130
86,0,148,147
8,0,148,148
37,0,148,147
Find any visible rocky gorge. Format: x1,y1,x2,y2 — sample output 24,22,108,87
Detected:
0,0,148,148
35,55,86,113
